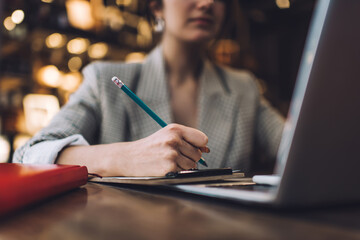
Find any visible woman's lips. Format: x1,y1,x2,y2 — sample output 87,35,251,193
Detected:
189,17,214,26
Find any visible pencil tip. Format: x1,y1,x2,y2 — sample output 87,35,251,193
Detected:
199,158,208,167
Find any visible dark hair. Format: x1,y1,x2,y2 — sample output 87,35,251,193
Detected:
144,0,161,25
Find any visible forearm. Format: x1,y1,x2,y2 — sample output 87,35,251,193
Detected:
57,141,157,177
56,124,209,177
56,143,123,177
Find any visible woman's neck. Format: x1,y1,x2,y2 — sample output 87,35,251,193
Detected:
162,37,205,85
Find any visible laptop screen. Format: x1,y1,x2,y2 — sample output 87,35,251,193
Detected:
275,0,330,175
175,0,360,207
275,0,360,205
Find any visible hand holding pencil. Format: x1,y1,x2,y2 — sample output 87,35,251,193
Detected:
112,76,209,171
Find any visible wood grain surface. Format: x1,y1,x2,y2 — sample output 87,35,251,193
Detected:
0,183,359,240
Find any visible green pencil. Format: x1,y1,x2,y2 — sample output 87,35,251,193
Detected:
112,76,208,167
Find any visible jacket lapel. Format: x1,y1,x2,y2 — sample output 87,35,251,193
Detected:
198,62,239,168
127,46,173,140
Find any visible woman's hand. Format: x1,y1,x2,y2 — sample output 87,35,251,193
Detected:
57,124,209,177
109,124,209,176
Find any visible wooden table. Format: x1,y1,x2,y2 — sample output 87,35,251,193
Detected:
0,183,359,240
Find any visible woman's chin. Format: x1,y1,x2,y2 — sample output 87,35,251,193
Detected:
185,33,216,44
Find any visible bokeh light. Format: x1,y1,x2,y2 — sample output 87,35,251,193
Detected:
11,10,25,24
46,33,66,48
4,17,16,31
37,65,61,88
67,38,90,54
88,42,109,59
68,56,83,72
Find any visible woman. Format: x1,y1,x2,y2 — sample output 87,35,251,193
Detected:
13,0,284,176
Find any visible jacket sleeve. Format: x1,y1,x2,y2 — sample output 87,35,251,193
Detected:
13,63,102,164
230,68,285,161
255,96,285,159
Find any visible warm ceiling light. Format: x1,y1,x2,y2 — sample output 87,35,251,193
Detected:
103,6,125,31
68,56,82,72
65,0,95,31
0,135,10,163
11,10,25,24
13,134,31,151
116,0,132,7
46,33,66,48
215,39,241,53
67,38,89,54
276,0,290,9
23,94,60,135
137,19,152,38
88,42,109,59
41,0,54,3
60,72,82,92
137,19,152,46
214,39,241,66
37,65,61,87
125,52,146,63
3,17,16,31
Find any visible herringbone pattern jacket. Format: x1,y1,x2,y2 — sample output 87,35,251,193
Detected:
13,46,284,172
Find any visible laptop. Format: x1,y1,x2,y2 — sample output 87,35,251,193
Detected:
175,0,360,207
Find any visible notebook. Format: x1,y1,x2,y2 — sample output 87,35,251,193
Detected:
89,168,245,185
0,163,88,216
174,0,360,207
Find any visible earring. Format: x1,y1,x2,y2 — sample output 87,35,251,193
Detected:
154,17,165,33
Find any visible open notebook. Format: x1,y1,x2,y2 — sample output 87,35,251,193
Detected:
88,168,245,185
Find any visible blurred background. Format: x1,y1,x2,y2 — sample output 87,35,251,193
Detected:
0,0,315,163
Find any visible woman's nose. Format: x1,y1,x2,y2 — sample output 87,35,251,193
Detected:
196,0,215,9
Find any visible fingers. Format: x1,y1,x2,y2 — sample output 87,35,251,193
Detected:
162,124,209,170
199,146,210,153
165,124,209,149
160,134,199,169
177,152,198,169
157,150,196,173
178,138,201,160
136,124,209,176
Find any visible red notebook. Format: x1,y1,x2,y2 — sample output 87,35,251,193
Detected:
0,163,88,217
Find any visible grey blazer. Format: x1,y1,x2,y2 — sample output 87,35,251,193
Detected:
14,46,284,171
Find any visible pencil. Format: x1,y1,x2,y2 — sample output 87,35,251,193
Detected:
112,76,208,167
